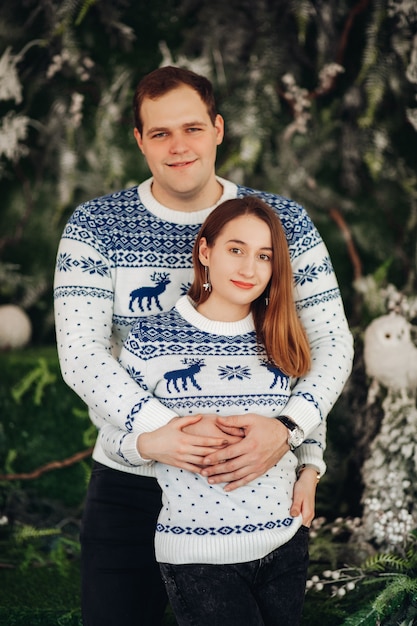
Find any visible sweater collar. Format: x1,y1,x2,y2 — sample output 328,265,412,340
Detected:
136,177,237,225
175,296,255,336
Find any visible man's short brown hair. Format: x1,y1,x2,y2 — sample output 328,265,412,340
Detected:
133,66,218,133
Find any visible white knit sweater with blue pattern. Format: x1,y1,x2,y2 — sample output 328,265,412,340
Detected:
54,177,353,480
121,295,303,564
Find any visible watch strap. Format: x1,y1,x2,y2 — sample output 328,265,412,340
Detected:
275,415,298,430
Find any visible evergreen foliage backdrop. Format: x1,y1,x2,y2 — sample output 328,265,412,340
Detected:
1,0,416,342
1,1,417,623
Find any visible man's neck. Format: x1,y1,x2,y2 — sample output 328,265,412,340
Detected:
151,179,224,212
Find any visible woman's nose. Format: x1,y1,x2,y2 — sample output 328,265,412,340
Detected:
238,257,256,276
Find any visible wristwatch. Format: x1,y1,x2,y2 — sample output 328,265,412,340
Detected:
275,415,304,450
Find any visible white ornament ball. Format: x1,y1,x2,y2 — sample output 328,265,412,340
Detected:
0,304,32,350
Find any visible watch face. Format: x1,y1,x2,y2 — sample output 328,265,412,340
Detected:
276,416,304,449
289,428,304,449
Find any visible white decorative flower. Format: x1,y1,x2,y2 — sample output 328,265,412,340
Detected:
0,46,22,103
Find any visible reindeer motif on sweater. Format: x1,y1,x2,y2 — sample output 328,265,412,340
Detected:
164,358,206,393
129,272,171,313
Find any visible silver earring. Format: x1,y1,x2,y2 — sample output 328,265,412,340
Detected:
203,266,212,292
265,296,269,306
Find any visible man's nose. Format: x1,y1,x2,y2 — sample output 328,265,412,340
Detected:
169,132,188,153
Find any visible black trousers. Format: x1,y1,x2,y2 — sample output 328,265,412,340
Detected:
80,462,168,626
160,526,309,626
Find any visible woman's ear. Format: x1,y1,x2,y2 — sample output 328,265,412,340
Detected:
198,237,210,265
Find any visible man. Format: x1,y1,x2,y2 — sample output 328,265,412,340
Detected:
54,66,353,626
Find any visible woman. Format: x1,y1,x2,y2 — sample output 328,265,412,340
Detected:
118,196,317,626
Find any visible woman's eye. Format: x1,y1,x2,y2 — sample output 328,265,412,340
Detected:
259,254,271,261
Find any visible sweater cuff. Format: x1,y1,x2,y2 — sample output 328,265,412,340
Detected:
119,431,155,466
280,395,321,438
294,446,326,478
130,397,178,435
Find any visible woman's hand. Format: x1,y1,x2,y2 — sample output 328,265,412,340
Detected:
182,414,244,442
290,467,318,527
137,414,243,472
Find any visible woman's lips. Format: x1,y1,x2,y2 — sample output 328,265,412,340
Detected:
231,280,255,289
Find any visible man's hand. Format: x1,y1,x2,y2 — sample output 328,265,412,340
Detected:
137,414,242,473
200,414,290,491
290,467,318,527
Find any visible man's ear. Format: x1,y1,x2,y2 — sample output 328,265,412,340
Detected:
214,114,224,146
133,128,144,154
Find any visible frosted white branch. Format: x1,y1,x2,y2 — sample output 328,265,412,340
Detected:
0,112,30,160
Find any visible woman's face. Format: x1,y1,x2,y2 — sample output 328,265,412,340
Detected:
198,214,273,321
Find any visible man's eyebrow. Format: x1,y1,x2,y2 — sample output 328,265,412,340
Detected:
183,120,208,127
146,121,209,136
145,126,168,136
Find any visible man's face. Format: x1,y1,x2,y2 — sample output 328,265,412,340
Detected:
134,85,224,211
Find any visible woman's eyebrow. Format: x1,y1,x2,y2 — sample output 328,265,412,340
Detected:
225,238,273,251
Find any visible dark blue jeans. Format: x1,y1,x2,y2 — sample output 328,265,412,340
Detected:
159,525,309,626
80,462,168,626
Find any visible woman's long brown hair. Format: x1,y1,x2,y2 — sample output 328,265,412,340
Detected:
188,196,311,377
